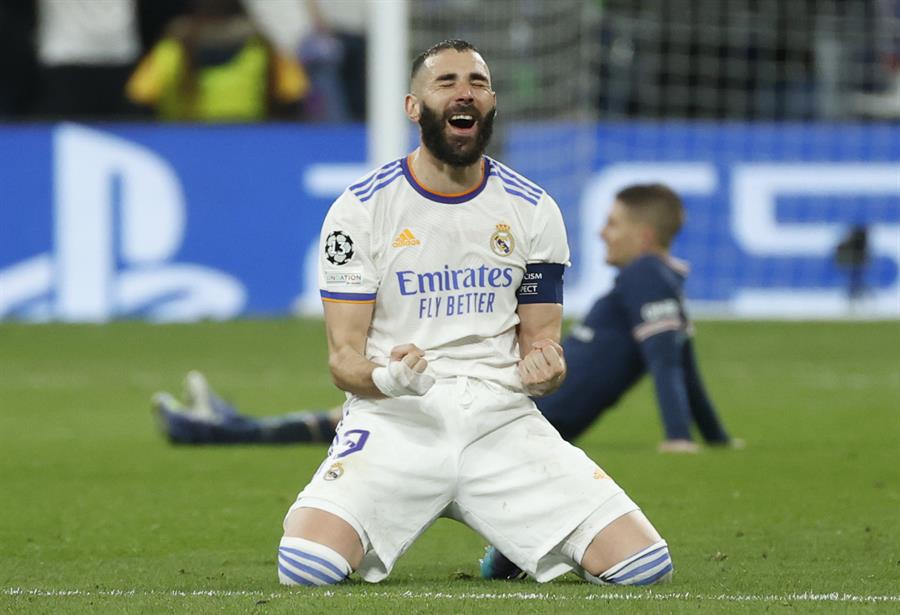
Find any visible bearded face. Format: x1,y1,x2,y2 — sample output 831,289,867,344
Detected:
418,102,496,167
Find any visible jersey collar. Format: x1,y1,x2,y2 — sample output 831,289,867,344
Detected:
401,155,491,204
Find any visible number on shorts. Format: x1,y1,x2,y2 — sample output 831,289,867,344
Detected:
334,429,370,459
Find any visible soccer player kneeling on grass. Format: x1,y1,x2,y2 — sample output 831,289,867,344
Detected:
275,40,672,588
156,193,736,457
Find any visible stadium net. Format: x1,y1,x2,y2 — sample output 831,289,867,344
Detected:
412,0,898,121
409,0,900,318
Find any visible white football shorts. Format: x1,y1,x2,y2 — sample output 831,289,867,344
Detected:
285,376,638,582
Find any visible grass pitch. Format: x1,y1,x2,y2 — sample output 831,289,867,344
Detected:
1,319,898,613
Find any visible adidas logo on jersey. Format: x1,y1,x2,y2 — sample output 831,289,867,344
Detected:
392,229,421,248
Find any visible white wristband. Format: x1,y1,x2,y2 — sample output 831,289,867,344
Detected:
372,361,435,398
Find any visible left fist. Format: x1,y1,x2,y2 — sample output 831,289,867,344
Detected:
518,339,566,397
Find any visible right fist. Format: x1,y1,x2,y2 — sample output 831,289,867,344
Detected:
391,344,429,374
372,344,435,397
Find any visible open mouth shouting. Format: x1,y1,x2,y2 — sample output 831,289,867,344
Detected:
447,111,479,137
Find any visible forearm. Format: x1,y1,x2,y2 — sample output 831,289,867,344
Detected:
636,331,695,439
328,345,385,398
517,315,561,352
647,359,693,440
516,303,566,396
322,300,385,398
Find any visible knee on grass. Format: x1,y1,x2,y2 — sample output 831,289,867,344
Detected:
583,540,673,586
277,537,352,586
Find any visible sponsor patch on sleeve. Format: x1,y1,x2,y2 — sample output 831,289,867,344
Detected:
516,262,565,304
640,299,680,323
324,270,363,286
633,299,683,341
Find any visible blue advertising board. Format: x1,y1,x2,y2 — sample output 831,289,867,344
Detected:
0,122,897,321
0,123,366,322
507,123,900,317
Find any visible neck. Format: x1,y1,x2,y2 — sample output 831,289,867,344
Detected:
408,147,484,195
623,247,668,267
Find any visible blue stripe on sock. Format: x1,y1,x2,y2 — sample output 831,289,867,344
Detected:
606,550,671,584
278,562,314,586
279,546,346,579
278,552,343,585
601,544,666,580
633,562,674,586
605,544,668,577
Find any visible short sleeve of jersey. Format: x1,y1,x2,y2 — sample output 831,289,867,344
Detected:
514,193,570,304
527,194,571,266
617,258,683,342
318,190,379,304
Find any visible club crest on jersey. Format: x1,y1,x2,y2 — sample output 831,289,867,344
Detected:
490,223,515,257
325,230,354,266
323,462,344,481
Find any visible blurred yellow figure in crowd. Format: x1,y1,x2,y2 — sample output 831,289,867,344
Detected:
126,0,307,122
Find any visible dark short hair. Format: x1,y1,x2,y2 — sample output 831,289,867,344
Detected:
615,183,684,248
411,39,482,81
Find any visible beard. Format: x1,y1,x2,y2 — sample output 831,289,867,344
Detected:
418,102,496,167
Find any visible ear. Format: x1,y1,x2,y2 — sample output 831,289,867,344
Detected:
405,94,420,122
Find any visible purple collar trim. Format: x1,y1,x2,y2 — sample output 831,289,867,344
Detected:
401,156,491,204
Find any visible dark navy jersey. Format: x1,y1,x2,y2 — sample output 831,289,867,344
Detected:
536,254,729,443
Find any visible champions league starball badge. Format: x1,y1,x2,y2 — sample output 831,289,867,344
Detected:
325,230,354,266
490,223,515,257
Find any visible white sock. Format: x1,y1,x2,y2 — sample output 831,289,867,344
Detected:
277,537,352,586
583,539,673,586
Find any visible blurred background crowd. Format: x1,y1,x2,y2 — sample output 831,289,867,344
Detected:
0,0,367,122
0,0,897,124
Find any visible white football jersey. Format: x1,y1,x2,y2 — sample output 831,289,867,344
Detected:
318,155,569,390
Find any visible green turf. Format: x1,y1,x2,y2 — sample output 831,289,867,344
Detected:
1,320,898,613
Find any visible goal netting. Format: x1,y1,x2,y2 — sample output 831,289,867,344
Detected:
409,0,900,318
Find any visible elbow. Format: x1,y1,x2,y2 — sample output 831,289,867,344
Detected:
328,351,350,391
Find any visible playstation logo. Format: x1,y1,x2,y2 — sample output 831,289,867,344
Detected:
0,125,245,322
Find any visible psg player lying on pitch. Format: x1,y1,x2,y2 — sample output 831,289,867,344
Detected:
156,183,738,456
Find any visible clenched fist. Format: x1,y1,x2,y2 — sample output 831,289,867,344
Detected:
518,339,566,397
371,344,435,398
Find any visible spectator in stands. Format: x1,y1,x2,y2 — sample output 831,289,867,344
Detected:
0,0,37,118
238,0,369,122
126,0,307,122
850,0,900,118
35,0,143,119
297,0,367,122
135,0,193,54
